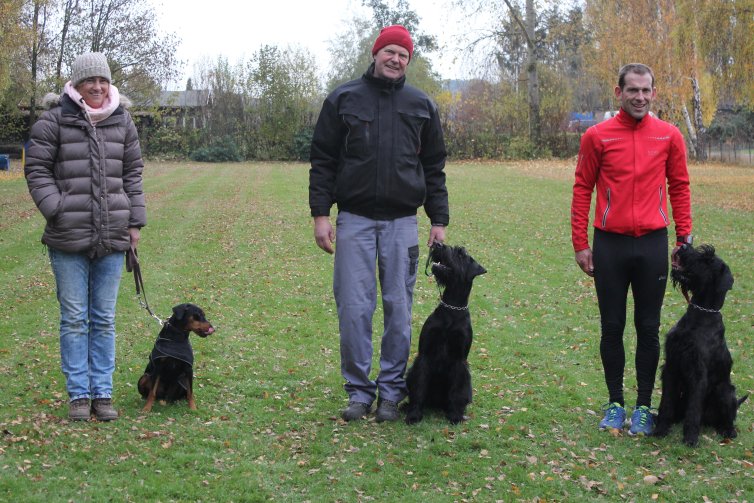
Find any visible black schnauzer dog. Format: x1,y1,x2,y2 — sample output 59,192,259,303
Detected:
404,243,486,424
138,304,214,412
654,244,747,446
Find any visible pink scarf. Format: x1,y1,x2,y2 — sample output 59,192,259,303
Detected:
63,81,121,125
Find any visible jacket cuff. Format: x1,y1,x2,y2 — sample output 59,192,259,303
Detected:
311,207,331,217
430,214,449,226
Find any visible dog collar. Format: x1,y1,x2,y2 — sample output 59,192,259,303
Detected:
439,299,469,311
689,303,720,314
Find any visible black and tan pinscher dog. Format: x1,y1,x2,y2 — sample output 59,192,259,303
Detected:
653,244,747,446
138,303,214,412
404,243,486,424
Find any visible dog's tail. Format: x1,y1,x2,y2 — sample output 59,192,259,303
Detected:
737,394,749,408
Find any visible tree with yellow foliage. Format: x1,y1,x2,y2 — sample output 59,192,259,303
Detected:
585,0,754,161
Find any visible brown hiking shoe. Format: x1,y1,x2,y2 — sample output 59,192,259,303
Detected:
68,398,91,421
91,398,118,421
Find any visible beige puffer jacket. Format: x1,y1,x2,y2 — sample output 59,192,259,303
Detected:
25,93,146,257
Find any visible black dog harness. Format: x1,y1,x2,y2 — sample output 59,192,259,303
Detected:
149,334,194,367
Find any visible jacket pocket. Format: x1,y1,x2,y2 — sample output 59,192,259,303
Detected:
406,244,420,287
47,190,69,225
339,107,373,156
397,108,430,155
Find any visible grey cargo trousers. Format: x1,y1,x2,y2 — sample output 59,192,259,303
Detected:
333,211,420,405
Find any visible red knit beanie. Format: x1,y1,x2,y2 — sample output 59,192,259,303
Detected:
371,25,414,61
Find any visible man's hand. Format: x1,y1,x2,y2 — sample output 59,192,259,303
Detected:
313,216,335,254
428,225,446,247
575,248,594,277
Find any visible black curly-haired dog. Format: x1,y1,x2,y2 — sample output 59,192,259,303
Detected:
404,243,486,424
653,244,747,446
138,304,214,412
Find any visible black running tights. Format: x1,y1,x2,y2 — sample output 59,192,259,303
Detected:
593,228,668,408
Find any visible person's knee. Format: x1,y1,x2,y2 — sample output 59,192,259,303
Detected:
600,320,625,340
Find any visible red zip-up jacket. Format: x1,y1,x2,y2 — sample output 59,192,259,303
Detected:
571,109,691,252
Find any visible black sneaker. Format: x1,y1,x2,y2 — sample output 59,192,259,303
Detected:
341,401,370,421
68,398,91,421
375,399,400,423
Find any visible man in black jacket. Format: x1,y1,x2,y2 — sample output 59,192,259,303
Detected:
309,25,449,422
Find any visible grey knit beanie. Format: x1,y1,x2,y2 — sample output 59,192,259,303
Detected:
71,52,111,86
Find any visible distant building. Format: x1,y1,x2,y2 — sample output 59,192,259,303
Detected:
134,89,212,129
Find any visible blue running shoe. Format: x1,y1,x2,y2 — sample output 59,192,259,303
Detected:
628,405,655,436
598,402,626,430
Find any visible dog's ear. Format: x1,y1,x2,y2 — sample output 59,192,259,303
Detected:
467,260,487,280
717,264,734,296
172,303,190,322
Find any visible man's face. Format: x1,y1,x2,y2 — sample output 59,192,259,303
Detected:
615,72,656,120
373,44,409,81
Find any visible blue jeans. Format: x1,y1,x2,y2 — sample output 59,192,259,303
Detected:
48,248,124,401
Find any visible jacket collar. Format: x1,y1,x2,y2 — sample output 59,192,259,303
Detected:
59,93,124,125
362,62,406,91
615,107,652,129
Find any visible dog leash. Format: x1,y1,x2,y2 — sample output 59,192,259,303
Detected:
126,246,165,327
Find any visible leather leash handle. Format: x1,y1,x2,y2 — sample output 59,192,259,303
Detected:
127,246,163,326
126,246,141,294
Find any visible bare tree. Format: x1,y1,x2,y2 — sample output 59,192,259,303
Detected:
26,0,55,129
65,0,181,101
54,0,79,92
502,0,540,145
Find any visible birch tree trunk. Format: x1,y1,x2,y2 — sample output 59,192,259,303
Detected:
690,76,707,161
681,103,698,159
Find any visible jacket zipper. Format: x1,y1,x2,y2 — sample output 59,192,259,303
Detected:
601,188,611,227
657,185,669,224
82,104,107,251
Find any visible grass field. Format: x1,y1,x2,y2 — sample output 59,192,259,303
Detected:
1,160,752,502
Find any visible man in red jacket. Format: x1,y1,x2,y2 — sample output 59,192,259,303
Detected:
571,63,692,436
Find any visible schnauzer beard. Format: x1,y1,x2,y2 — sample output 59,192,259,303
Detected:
671,244,733,309
428,243,487,289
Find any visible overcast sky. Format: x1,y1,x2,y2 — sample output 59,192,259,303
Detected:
152,0,491,88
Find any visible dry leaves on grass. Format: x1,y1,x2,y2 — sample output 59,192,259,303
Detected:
687,165,754,211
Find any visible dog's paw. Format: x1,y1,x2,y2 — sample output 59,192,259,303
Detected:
446,413,465,424
683,436,699,447
652,425,670,438
405,410,423,425
717,427,737,439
